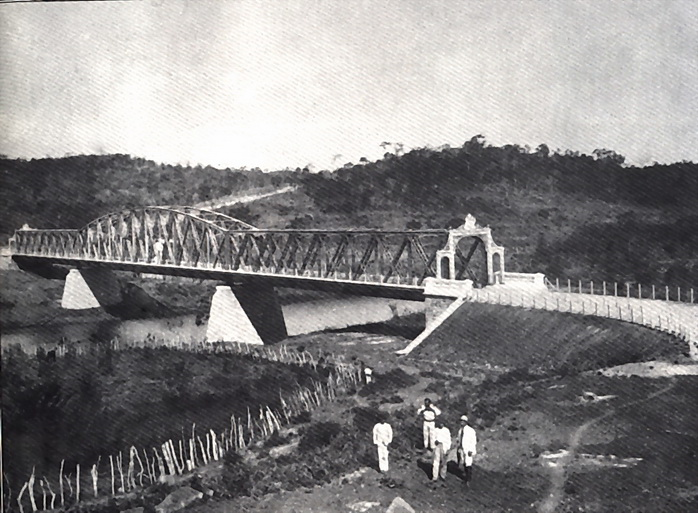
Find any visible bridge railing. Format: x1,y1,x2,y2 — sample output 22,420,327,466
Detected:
546,277,695,304
11,229,84,259
466,288,697,347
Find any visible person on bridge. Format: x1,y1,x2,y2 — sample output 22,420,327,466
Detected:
456,415,477,487
153,238,165,264
431,420,452,482
417,398,441,451
372,414,394,472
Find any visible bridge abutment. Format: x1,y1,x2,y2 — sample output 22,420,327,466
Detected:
61,268,122,309
424,277,474,327
206,283,287,345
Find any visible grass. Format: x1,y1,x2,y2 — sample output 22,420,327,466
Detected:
3,344,360,512
412,302,689,374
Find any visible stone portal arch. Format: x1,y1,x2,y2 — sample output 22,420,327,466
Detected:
435,214,505,285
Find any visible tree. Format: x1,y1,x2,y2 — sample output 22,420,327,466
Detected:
592,148,625,165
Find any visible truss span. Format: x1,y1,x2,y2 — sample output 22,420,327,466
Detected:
12,208,476,287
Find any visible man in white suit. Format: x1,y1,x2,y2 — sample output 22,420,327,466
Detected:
372,414,394,472
432,420,452,482
416,398,441,450
456,415,477,486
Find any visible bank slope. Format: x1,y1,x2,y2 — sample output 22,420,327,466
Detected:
409,302,688,373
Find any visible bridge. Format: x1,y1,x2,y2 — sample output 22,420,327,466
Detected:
10,208,506,344
10,207,696,357
10,207,504,297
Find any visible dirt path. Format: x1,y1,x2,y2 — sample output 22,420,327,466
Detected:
537,378,677,513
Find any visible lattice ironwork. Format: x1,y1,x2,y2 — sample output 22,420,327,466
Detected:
11,207,458,286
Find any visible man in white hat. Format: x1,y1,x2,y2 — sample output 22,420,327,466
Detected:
456,415,477,486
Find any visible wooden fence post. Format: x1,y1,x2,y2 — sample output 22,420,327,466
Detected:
75,464,80,505
567,279,571,293
638,284,642,298
60,460,65,506
678,286,681,302
614,282,618,296
652,285,656,300
602,281,606,295
665,286,669,301
590,281,594,295
28,468,37,512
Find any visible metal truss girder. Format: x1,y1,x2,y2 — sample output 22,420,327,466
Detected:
10,208,458,289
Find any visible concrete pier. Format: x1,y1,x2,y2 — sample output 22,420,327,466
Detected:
206,283,287,345
61,268,122,309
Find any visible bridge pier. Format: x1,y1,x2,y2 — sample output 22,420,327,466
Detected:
206,283,287,345
61,268,122,309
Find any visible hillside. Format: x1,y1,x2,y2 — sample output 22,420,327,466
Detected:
2,139,697,287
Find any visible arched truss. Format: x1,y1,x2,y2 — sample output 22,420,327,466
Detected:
12,207,255,267
11,207,456,286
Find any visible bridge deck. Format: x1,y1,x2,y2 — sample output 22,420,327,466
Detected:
12,255,426,301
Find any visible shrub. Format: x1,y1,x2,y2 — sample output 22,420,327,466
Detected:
263,430,293,448
298,422,342,451
358,368,418,397
221,451,253,498
351,406,385,432
290,410,312,425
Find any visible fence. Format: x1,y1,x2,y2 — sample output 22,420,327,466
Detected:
12,341,362,513
545,278,695,304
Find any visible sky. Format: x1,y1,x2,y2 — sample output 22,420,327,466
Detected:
1,0,697,170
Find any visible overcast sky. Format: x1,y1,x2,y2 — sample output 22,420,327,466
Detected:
1,0,696,170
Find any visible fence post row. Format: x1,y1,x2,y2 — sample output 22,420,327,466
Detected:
553,278,694,304
13,342,362,513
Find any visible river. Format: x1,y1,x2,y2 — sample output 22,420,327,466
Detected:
2,296,425,352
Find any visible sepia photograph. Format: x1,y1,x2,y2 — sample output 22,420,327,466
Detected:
1,1,697,512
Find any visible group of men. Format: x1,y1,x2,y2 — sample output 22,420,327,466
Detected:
372,397,477,487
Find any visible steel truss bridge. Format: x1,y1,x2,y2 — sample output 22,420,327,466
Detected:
10,207,493,300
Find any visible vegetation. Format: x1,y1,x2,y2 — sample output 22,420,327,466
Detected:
0,154,296,239
2,138,696,287
1,345,330,500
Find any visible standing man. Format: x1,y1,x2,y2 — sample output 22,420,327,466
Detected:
363,366,373,385
153,238,165,265
417,398,441,451
432,421,452,482
456,415,477,487
372,414,394,473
